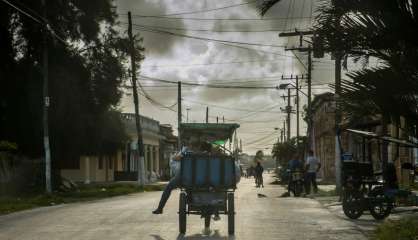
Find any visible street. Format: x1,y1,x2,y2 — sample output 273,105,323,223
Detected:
0,174,366,240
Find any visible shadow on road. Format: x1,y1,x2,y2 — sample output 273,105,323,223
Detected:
149,230,235,240
180,229,234,240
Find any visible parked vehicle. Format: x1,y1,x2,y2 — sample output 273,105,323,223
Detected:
340,129,418,220
178,123,240,235
288,170,304,197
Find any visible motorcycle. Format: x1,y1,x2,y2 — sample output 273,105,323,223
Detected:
288,170,304,197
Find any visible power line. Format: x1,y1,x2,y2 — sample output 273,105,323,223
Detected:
1,0,69,46
119,1,256,17
183,98,282,113
140,59,287,68
126,15,314,21
125,22,310,33
127,24,286,48
1,0,41,23
139,75,279,89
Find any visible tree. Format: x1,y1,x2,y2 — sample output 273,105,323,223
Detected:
258,0,418,136
0,1,143,170
315,0,418,135
271,137,306,167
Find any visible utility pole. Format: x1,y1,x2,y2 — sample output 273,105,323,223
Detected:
296,76,300,141
281,74,307,144
280,129,284,143
206,107,209,123
279,30,314,148
335,53,342,193
283,120,286,142
186,108,190,123
178,81,182,150
128,12,145,186
41,0,51,193
287,88,291,141
307,48,313,150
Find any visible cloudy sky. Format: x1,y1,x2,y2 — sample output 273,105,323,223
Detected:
115,0,337,154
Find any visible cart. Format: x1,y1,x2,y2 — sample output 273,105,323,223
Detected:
178,123,240,235
340,129,418,220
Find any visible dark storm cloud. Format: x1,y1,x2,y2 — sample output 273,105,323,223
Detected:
116,0,186,56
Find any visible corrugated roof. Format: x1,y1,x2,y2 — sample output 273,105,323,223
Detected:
180,123,240,142
345,129,418,148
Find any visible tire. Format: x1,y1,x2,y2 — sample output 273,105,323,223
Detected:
204,215,211,229
227,193,235,235
179,192,187,234
342,189,364,219
293,182,303,197
368,187,392,220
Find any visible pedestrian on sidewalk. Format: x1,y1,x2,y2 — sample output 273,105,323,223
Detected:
305,150,321,195
254,161,264,188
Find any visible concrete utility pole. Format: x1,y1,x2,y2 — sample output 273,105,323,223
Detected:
283,120,286,142
186,108,190,123
128,12,145,185
307,48,313,150
335,53,342,193
41,0,52,193
287,88,291,141
178,81,182,150
206,107,209,123
279,30,314,148
281,74,307,144
296,76,299,141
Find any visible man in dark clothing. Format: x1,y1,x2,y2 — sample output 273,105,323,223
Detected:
254,161,264,188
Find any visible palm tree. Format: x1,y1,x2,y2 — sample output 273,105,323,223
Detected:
258,0,418,136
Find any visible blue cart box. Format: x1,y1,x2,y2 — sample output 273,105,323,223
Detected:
180,153,237,189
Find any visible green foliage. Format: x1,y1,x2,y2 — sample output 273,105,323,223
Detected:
0,141,18,151
0,1,144,165
257,0,283,16
373,217,418,240
271,137,307,166
314,0,418,132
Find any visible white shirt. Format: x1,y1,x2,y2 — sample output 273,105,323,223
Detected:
306,156,319,173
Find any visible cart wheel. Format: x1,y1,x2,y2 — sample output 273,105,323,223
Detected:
369,187,392,220
179,192,187,234
204,215,211,229
342,189,364,219
227,193,235,235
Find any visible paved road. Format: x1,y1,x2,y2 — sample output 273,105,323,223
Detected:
0,174,366,240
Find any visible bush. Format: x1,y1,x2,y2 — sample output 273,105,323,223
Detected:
373,217,418,240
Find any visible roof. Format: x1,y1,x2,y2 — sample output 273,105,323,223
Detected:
345,129,418,148
180,123,240,142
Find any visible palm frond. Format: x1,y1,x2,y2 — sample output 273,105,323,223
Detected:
256,0,283,16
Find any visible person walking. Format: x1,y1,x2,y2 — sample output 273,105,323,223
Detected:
305,150,321,195
254,161,264,188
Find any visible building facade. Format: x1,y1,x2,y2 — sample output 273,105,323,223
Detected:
311,92,337,180
311,92,417,184
61,113,163,183
159,124,178,180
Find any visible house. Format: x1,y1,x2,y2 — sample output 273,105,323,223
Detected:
311,92,417,184
114,113,163,183
60,113,163,183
